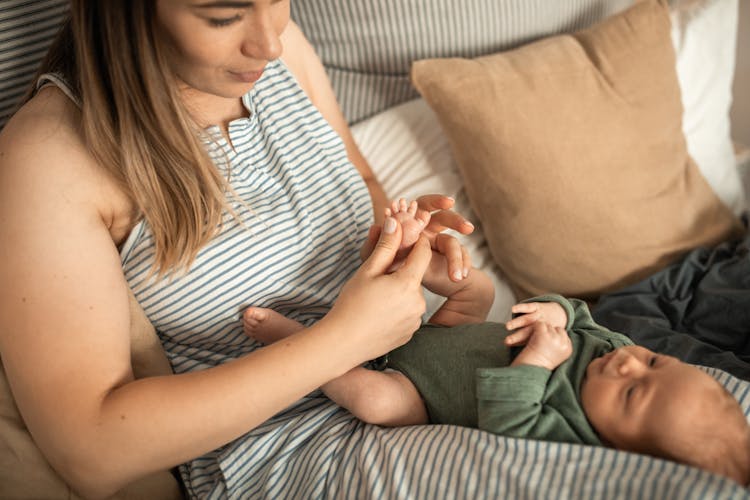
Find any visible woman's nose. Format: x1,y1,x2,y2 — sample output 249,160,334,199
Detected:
241,12,283,61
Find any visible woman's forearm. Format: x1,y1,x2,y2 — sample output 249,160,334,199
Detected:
57,320,359,499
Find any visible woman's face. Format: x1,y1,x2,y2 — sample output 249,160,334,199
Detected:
156,0,290,98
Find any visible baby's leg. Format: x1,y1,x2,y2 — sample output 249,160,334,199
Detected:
386,198,430,251
243,307,304,344
322,367,428,426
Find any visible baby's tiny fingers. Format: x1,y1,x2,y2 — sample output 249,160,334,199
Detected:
505,326,532,345
506,311,540,330
511,303,539,315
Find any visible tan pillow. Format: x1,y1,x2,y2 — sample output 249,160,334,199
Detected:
0,290,182,499
411,0,744,300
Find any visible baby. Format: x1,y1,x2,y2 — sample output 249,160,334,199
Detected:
243,202,750,485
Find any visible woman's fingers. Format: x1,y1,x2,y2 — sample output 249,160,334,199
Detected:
359,224,382,262
396,235,432,284
434,233,465,281
424,210,474,236
361,217,402,276
415,194,474,235
415,194,455,212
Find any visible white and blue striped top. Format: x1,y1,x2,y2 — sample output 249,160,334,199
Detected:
121,59,372,375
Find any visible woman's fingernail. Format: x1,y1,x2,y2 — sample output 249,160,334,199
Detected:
384,217,396,234
463,267,469,278
453,270,463,281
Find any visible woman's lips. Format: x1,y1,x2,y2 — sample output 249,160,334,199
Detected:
229,69,264,83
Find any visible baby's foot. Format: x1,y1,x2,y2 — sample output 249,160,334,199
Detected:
243,307,304,344
385,198,430,251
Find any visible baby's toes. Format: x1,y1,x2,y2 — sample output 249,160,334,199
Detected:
243,307,268,332
398,198,408,213
407,200,418,216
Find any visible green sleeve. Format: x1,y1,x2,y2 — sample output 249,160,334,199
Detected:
476,364,566,440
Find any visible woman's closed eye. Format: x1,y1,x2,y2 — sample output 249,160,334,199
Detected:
208,15,242,27
648,355,658,367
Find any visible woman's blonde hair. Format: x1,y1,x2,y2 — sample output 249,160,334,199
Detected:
27,0,231,275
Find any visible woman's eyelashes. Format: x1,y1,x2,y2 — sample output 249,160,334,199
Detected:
208,15,242,27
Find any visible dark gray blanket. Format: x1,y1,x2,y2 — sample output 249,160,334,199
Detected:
592,230,750,381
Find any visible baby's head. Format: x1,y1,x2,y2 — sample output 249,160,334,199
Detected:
580,345,750,485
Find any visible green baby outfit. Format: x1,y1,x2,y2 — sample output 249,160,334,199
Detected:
386,295,633,445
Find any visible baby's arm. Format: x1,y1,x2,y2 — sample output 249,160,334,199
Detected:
243,307,428,426
422,252,494,326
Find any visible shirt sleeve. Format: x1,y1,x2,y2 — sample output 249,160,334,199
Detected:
476,364,566,439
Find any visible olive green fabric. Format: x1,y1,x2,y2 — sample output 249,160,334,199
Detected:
387,295,633,446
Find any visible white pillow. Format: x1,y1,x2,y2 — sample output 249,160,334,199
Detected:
671,0,745,213
350,98,516,323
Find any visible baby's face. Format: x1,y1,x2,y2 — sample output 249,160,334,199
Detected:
580,345,719,453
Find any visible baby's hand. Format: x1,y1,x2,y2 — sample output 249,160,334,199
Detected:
509,321,572,371
505,301,567,339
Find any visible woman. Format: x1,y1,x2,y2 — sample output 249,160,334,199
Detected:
0,1,475,498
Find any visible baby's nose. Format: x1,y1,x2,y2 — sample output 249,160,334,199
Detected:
617,351,647,375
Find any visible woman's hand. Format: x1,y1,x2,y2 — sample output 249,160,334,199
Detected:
361,194,475,283
329,216,433,363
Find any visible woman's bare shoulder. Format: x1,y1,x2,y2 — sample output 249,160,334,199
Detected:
1,86,88,171
0,86,132,230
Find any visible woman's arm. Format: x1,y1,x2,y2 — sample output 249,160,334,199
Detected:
0,93,431,499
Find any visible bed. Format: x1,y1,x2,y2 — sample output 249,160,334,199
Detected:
1,0,750,498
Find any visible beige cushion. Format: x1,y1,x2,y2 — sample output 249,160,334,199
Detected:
411,0,744,300
0,290,182,499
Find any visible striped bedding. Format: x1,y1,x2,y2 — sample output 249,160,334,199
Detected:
291,0,632,124
0,0,68,130
198,366,750,499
